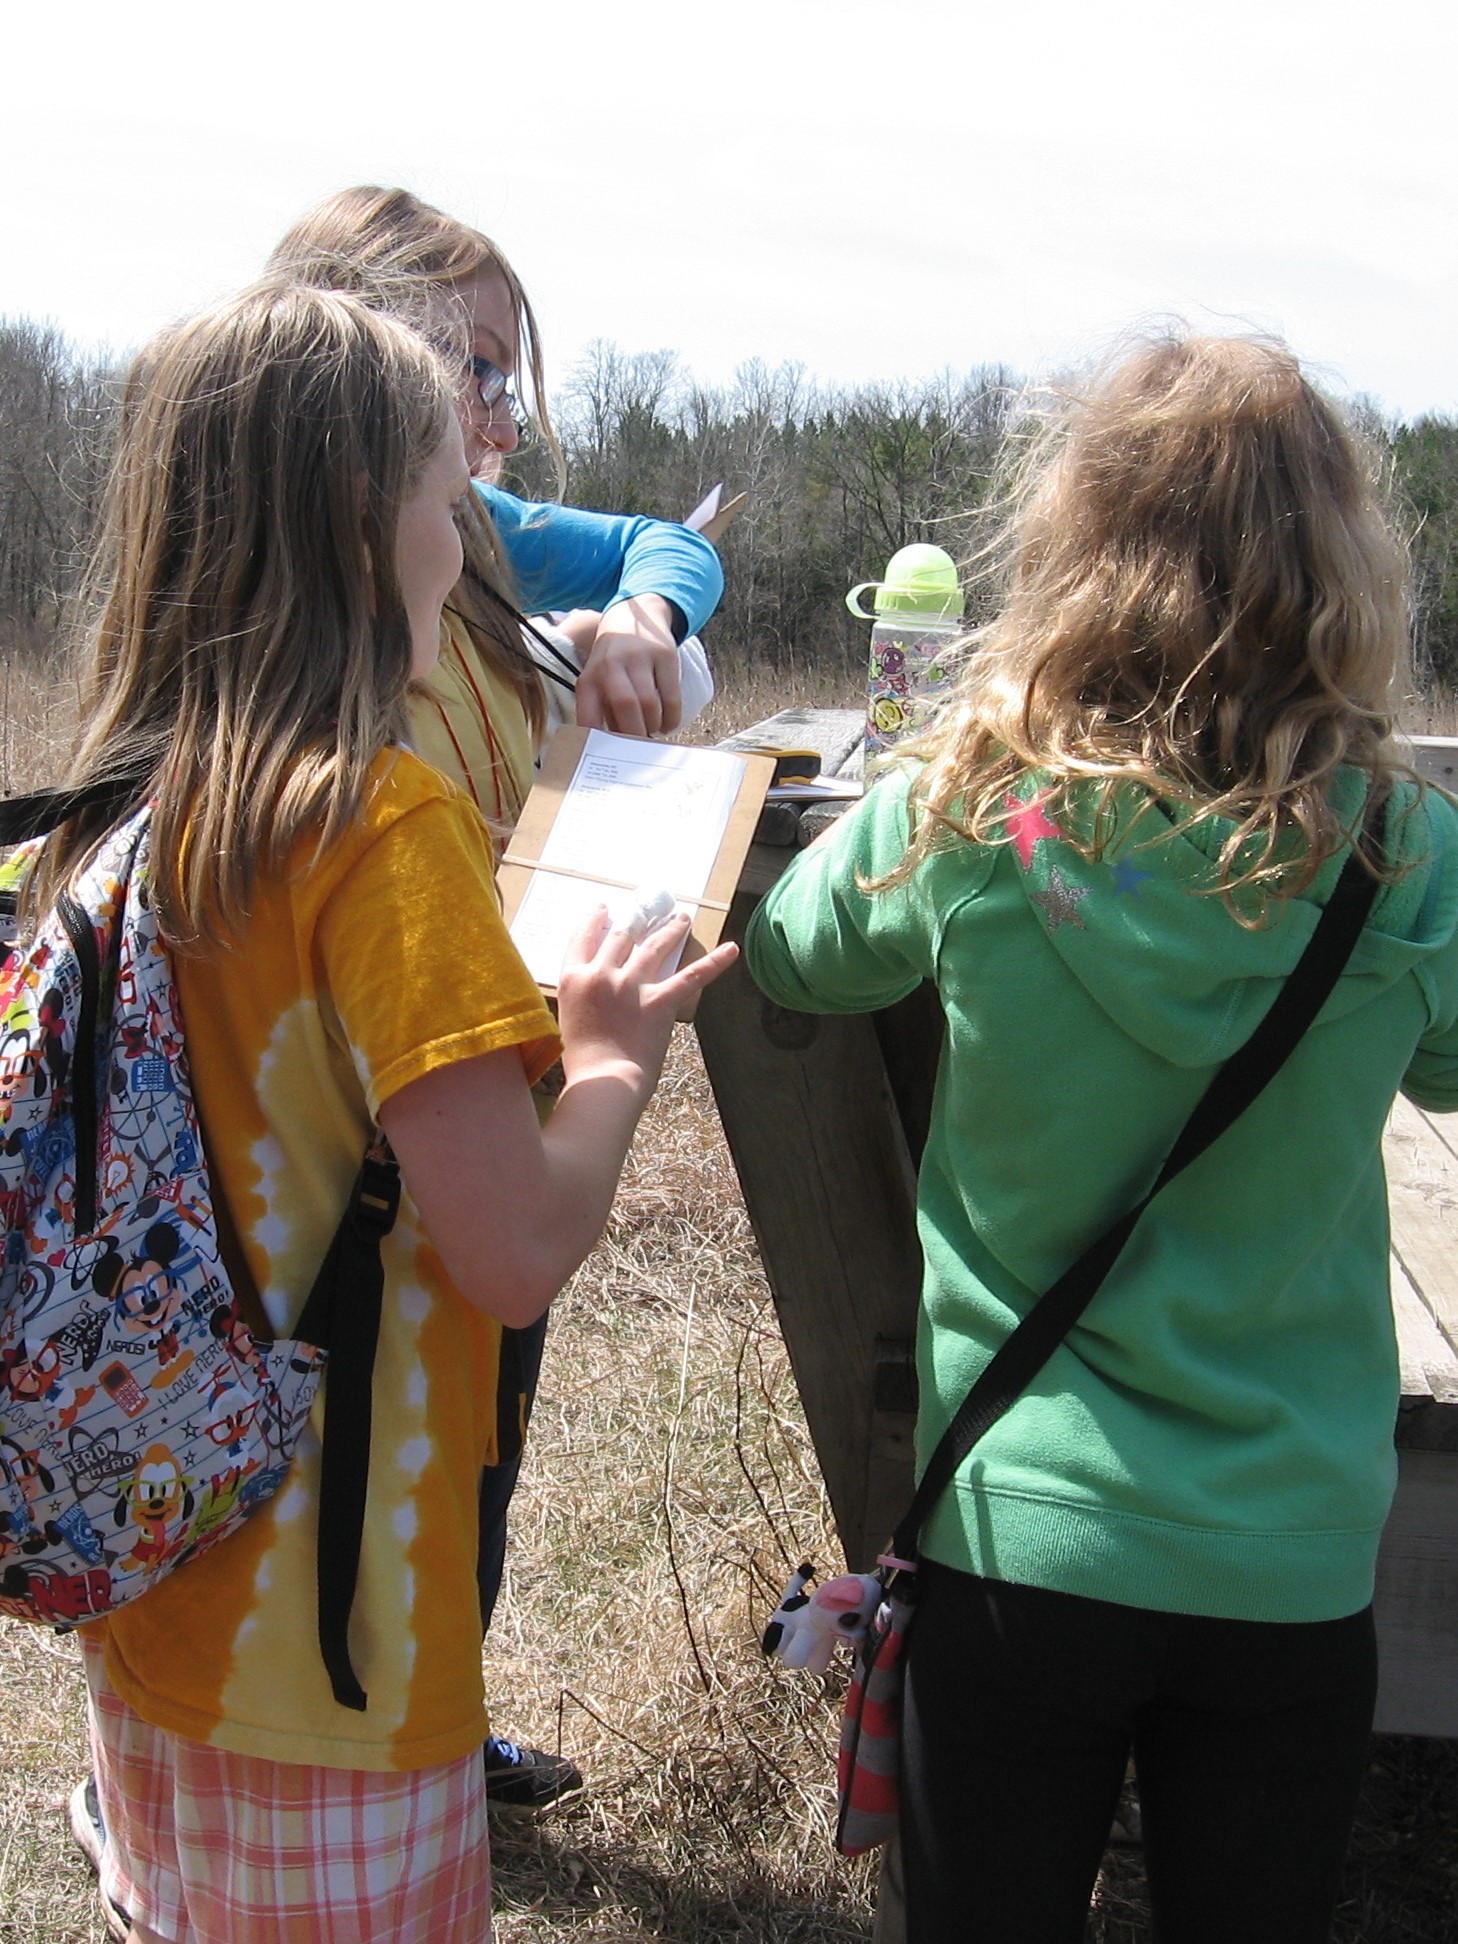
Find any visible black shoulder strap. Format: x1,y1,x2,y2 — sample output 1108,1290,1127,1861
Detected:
292,1145,401,1713
890,807,1385,1565
194,1139,398,1714
0,777,149,849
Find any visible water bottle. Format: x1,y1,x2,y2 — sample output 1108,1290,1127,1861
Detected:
847,544,965,769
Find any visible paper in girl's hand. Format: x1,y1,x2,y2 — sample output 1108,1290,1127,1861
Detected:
512,875,692,983
621,886,678,942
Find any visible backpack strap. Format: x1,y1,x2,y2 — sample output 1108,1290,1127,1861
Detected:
889,801,1385,1569
0,777,149,848
0,781,151,945
292,1142,401,1713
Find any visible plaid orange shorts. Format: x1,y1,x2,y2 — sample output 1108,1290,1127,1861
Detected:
81,1635,493,1943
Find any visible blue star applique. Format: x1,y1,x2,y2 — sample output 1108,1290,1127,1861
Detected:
1031,866,1090,933
1112,857,1152,897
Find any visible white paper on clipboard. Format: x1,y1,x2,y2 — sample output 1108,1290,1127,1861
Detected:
506,730,747,989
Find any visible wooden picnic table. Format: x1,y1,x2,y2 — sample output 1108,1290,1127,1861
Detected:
696,711,1458,1740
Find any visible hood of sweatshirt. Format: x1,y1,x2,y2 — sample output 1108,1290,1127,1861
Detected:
1002,770,1458,1068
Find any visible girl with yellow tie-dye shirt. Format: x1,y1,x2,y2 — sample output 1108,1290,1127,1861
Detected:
266,185,726,1808
34,283,734,1944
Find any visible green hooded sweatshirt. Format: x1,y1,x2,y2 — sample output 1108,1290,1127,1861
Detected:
745,767,1458,1622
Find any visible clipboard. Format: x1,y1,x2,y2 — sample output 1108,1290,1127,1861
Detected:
500,728,775,1004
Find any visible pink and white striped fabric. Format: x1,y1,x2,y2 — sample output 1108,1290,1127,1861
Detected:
835,1580,914,1856
82,1635,493,1942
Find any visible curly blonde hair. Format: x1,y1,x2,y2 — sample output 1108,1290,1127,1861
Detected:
887,333,1412,913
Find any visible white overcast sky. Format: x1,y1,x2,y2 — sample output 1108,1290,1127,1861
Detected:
4,0,1455,420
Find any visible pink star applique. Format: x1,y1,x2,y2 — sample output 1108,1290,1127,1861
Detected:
1002,789,1062,868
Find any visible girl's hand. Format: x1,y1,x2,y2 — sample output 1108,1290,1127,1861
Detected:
556,905,736,1102
574,596,683,738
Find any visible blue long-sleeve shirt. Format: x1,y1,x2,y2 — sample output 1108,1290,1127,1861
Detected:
479,485,724,637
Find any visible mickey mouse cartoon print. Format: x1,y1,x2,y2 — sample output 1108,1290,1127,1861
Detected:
0,1435,58,1558
94,1222,191,1373
0,980,69,1104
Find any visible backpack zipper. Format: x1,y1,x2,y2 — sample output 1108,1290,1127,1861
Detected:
57,888,100,1234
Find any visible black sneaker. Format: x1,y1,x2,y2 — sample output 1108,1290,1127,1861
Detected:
481,1735,583,1809
68,1776,132,1939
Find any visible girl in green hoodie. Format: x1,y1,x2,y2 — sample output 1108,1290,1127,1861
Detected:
747,334,1458,1944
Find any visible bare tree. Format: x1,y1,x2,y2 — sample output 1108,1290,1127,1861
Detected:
0,320,115,655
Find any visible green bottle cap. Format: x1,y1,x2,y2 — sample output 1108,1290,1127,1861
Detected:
846,544,964,620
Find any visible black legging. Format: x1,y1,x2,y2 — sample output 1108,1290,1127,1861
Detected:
901,1561,1377,1944
475,1310,550,1635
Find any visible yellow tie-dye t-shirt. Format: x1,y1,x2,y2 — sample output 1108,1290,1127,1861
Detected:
95,749,560,1771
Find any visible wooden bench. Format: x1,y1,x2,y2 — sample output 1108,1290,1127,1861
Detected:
699,711,1458,1739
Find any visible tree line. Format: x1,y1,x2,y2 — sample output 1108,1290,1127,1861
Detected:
4,317,1458,690
0,321,112,652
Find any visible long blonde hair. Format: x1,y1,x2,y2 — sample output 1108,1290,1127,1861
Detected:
30,281,456,945
892,333,1412,910
269,185,562,738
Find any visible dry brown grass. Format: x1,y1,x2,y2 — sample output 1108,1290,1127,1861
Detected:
1404,691,1458,738
479,1036,874,1940
0,641,84,797
0,1623,100,1942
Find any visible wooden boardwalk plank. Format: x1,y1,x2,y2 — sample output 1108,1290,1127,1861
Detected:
1391,1254,1453,1405
717,710,865,893
717,707,864,779
1410,1100,1458,1171
1386,1096,1458,1356
1391,1251,1458,1454
1403,735,1458,792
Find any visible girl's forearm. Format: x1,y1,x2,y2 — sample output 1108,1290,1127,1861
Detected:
529,1066,653,1292
377,1050,643,1329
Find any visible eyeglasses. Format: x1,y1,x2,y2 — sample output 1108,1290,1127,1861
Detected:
468,356,531,442
471,356,513,411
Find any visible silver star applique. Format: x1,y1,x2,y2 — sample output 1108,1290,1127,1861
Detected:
1031,866,1090,934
